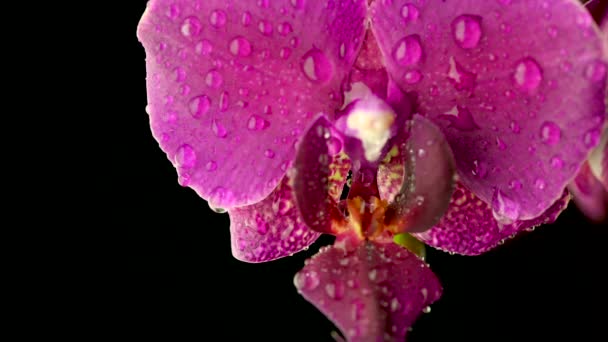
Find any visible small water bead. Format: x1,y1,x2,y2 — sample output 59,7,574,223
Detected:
585,60,607,82
258,20,274,35
325,280,345,300
539,121,561,145
400,4,420,22
195,39,213,55
513,57,543,91
508,179,523,190
173,67,186,82
167,3,180,20
279,47,291,59
181,16,202,37
209,10,227,28
327,137,343,156
229,36,252,57
534,178,546,190
247,115,270,131
290,37,300,48
550,156,564,169
278,22,293,36
205,70,223,88
583,128,600,148
188,95,211,118
241,11,252,26
175,144,197,169
212,119,228,138
451,14,483,49
491,188,521,223
301,49,334,83
205,160,218,172
510,121,521,134
291,0,305,9
264,149,276,158
257,0,270,8
404,70,422,84
471,160,487,178
219,91,230,111
392,35,422,66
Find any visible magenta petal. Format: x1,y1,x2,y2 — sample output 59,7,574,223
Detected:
137,0,366,208
415,183,571,256
293,116,348,234
389,115,456,233
229,175,320,263
294,241,442,341
371,0,607,220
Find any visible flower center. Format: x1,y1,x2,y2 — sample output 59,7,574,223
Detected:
345,196,400,241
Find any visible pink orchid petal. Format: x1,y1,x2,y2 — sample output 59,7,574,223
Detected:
137,0,366,208
568,129,608,222
294,240,442,341
585,0,608,29
370,0,607,221
230,142,350,263
414,183,571,256
389,115,456,233
293,115,349,234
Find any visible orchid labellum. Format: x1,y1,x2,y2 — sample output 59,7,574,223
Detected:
137,0,607,340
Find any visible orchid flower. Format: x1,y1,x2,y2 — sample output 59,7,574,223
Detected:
137,0,607,340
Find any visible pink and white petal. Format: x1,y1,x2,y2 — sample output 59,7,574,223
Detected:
294,240,442,341
371,0,607,220
415,183,571,256
137,0,367,208
389,115,456,233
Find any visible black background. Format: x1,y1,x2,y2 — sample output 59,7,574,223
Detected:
120,1,607,340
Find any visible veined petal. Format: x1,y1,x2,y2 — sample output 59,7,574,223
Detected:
294,240,442,341
388,115,456,233
415,183,571,256
137,0,366,208
371,0,607,220
293,115,350,234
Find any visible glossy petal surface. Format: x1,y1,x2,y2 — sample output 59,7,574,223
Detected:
138,0,366,208
415,183,571,256
295,241,441,341
371,0,607,220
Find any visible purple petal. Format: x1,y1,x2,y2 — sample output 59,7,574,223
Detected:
293,116,349,234
415,183,571,256
137,0,366,208
230,142,351,263
388,115,456,233
568,130,608,222
294,240,441,341
370,0,607,220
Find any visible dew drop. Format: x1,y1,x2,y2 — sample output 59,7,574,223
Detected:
229,36,252,57
195,39,213,55
400,4,420,22
325,280,345,300
539,121,561,145
264,149,276,158
188,95,211,118
451,14,483,49
392,35,422,66
583,128,600,148
205,160,218,172
550,156,564,169
205,70,223,88
294,270,320,291
175,144,197,169
404,70,422,84
209,9,227,28
491,188,521,223
212,119,227,138
258,20,273,35
301,49,334,83
278,22,293,36
280,47,292,59
513,57,543,91
534,178,546,190
180,16,202,37
241,11,252,26
584,60,607,82
247,115,270,131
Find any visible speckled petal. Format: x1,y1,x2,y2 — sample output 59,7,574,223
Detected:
293,116,348,234
388,115,456,233
414,183,571,256
294,240,442,341
371,0,607,220
137,0,366,208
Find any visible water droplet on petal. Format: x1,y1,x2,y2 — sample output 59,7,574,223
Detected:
550,156,564,169
209,9,227,28
325,280,345,300
301,49,334,83
278,22,293,36
205,70,223,88
401,4,420,22
513,57,543,91
195,39,213,55
247,115,270,131
583,128,600,148
258,20,273,35
205,160,218,172
181,16,202,37
392,35,422,66
212,119,227,138
229,36,252,57
441,106,480,131
167,3,181,20
291,0,305,9
188,95,211,118
471,159,487,178
539,121,561,145
175,144,197,169
534,178,546,190
404,70,422,84
264,149,275,158
447,56,476,90
451,14,483,49
173,67,186,82
584,60,607,82
491,188,521,223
